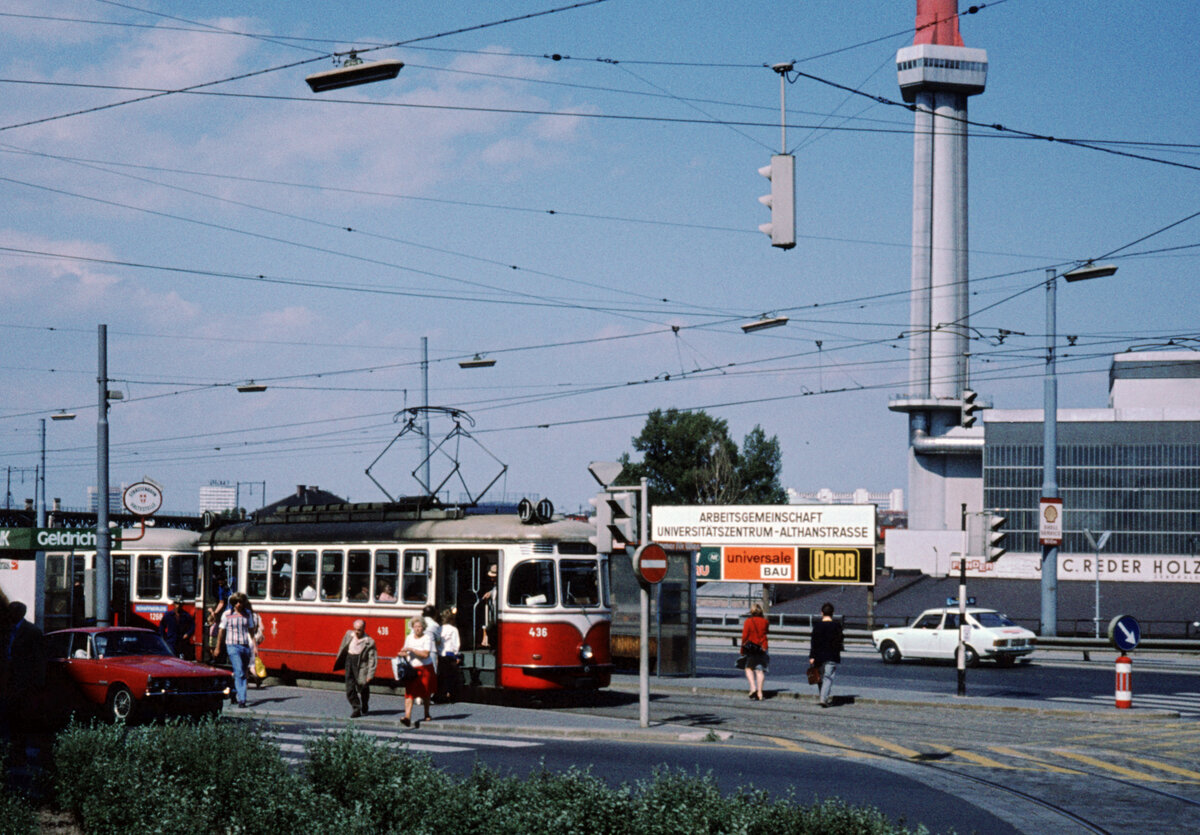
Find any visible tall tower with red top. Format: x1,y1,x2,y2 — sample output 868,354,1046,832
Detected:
890,1,988,532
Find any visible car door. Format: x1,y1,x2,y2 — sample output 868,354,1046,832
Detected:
904,612,945,657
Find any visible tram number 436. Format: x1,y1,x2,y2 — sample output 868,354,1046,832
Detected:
528,627,548,638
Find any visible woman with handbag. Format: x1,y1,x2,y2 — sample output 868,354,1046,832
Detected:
741,603,769,701
399,616,436,727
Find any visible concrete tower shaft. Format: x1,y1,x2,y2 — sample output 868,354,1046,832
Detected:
891,1,987,533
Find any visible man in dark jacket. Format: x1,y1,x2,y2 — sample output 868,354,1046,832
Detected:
160,599,195,658
3,601,46,762
808,601,843,707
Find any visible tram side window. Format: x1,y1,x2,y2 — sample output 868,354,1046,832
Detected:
136,555,164,600
508,560,556,607
375,550,399,603
347,550,371,601
296,550,318,600
270,550,293,600
320,550,343,601
246,550,269,600
402,550,428,604
559,559,599,606
167,554,197,600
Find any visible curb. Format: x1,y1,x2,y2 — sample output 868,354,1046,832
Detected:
608,683,1182,719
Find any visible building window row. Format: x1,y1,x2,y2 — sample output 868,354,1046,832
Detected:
897,58,986,72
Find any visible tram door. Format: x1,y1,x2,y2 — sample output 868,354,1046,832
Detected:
435,549,499,652
201,550,238,662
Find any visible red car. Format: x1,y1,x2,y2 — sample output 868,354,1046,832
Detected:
44,627,233,723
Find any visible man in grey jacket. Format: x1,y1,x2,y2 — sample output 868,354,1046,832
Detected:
332,619,378,718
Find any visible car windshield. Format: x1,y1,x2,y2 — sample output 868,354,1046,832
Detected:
93,631,174,658
973,612,1017,628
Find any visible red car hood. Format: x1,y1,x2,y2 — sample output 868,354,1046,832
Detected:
100,655,226,676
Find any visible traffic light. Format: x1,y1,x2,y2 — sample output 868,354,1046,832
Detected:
757,154,795,250
608,492,639,549
985,512,1007,562
961,389,981,428
588,492,612,553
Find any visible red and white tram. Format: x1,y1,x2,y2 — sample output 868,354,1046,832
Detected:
196,501,613,691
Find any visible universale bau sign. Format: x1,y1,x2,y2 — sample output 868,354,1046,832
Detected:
653,505,876,585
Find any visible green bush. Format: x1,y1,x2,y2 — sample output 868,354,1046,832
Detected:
53,718,342,835
0,742,36,835
50,722,934,835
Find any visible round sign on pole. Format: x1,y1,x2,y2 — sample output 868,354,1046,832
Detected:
634,543,668,584
122,481,163,516
1108,614,1141,652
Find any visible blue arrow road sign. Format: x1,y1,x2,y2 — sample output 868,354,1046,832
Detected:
1108,614,1141,652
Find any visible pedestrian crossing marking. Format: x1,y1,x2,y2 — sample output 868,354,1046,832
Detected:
856,735,923,758
1053,749,1173,782
986,746,1082,775
787,730,880,760
1124,755,1200,782
926,744,1017,770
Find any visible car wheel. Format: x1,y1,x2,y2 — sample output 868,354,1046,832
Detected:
964,646,980,668
880,642,902,664
106,684,136,723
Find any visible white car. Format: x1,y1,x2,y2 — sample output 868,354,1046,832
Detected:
872,607,1036,667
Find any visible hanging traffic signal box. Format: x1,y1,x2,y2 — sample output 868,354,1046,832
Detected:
961,389,981,428
985,512,1007,562
588,492,613,553
758,154,796,249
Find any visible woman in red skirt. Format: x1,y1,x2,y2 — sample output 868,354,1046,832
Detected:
401,616,436,727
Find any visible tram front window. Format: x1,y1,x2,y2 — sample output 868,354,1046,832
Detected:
560,559,600,607
508,560,556,607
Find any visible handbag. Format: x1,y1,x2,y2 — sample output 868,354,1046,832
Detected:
742,640,763,655
392,656,418,683
253,655,267,679
806,664,822,686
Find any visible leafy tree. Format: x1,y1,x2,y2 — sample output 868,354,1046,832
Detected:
618,408,786,505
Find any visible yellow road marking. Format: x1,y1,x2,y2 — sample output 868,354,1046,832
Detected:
1054,750,1170,782
1125,755,1200,782
987,746,1082,774
927,743,1015,769
857,735,923,758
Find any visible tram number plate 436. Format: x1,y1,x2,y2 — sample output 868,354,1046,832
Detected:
528,627,548,638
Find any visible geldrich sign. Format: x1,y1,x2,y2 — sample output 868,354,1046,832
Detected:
657,505,876,586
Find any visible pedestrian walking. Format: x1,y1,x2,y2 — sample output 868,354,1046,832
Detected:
741,602,769,701
400,616,435,727
159,598,195,658
437,607,462,702
3,601,46,760
809,601,844,707
215,593,260,708
332,619,378,718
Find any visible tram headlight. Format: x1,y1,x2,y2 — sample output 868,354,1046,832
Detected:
579,643,594,662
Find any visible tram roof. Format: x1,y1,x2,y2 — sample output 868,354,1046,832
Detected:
201,503,595,548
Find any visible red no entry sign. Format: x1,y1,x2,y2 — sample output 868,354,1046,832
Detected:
635,543,668,584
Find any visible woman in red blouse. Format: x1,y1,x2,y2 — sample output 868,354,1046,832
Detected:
741,602,769,701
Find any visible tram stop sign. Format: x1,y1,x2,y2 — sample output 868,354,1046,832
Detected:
634,543,668,584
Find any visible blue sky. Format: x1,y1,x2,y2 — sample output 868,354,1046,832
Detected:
2,1,1197,515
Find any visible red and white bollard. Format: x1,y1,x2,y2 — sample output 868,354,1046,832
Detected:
1115,655,1132,709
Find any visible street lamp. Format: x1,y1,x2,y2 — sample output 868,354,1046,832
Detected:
305,54,404,93
1041,263,1117,637
35,411,76,628
741,315,788,333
